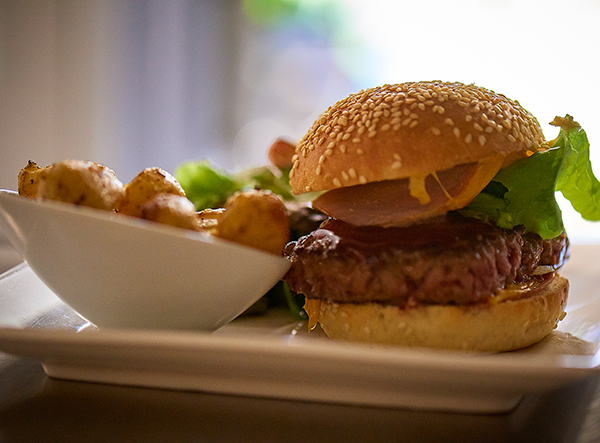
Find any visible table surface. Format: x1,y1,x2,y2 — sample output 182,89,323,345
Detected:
1,245,600,442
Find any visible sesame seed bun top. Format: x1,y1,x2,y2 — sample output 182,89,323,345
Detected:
289,81,545,194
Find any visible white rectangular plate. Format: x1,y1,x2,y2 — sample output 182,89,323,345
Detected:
0,243,599,413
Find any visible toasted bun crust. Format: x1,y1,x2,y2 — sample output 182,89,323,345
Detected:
313,275,568,352
290,81,545,194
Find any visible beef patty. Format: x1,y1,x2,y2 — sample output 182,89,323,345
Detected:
283,214,569,306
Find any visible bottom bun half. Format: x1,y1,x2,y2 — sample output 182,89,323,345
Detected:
311,275,569,352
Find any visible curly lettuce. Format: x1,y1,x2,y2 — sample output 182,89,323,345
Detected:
463,116,600,239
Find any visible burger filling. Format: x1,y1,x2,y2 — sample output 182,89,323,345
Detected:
283,214,569,308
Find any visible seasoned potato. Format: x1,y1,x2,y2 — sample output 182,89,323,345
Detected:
18,160,49,198
140,193,199,231
117,167,185,218
196,208,225,234
36,160,125,211
215,189,290,255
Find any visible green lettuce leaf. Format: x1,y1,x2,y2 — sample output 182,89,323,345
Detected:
174,160,296,210
554,119,600,220
174,160,238,210
463,116,600,239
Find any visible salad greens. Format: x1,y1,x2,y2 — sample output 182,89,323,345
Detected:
175,160,295,211
463,116,600,239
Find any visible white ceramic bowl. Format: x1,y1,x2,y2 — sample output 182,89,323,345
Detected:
0,190,291,330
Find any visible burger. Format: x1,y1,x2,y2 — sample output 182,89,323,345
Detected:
281,81,586,352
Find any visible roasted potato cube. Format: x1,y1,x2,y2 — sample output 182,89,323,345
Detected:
36,160,125,211
215,189,290,255
140,193,199,231
196,208,225,233
18,160,49,198
117,167,185,218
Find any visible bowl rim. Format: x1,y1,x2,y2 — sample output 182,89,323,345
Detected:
0,188,289,263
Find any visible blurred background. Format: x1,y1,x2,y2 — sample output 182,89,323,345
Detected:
1,0,599,259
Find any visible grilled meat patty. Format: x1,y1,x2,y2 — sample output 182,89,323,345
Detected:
283,214,569,306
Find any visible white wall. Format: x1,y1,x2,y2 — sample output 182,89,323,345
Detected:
0,1,101,189
0,0,238,190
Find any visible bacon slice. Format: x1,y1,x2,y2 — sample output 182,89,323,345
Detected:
312,157,504,227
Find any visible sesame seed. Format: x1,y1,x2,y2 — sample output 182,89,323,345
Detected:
325,149,333,156
410,113,419,119
402,118,412,126
368,131,377,138
352,138,361,143
392,161,401,169
444,118,454,126
508,134,517,142
305,186,312,192
327,141,335,149
357,148,364,154
474,123,483,132
349,168,357,179
340,144,347,153
465,115,473,122
359,175,367,184
409,120,418,128
333,178,342,187
381,123,390,131
316,165,322,175
478,135,486,146
418,103,425,111
465,133,473,143
342,133,351,140
342,171,349,181
431,127,441,136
